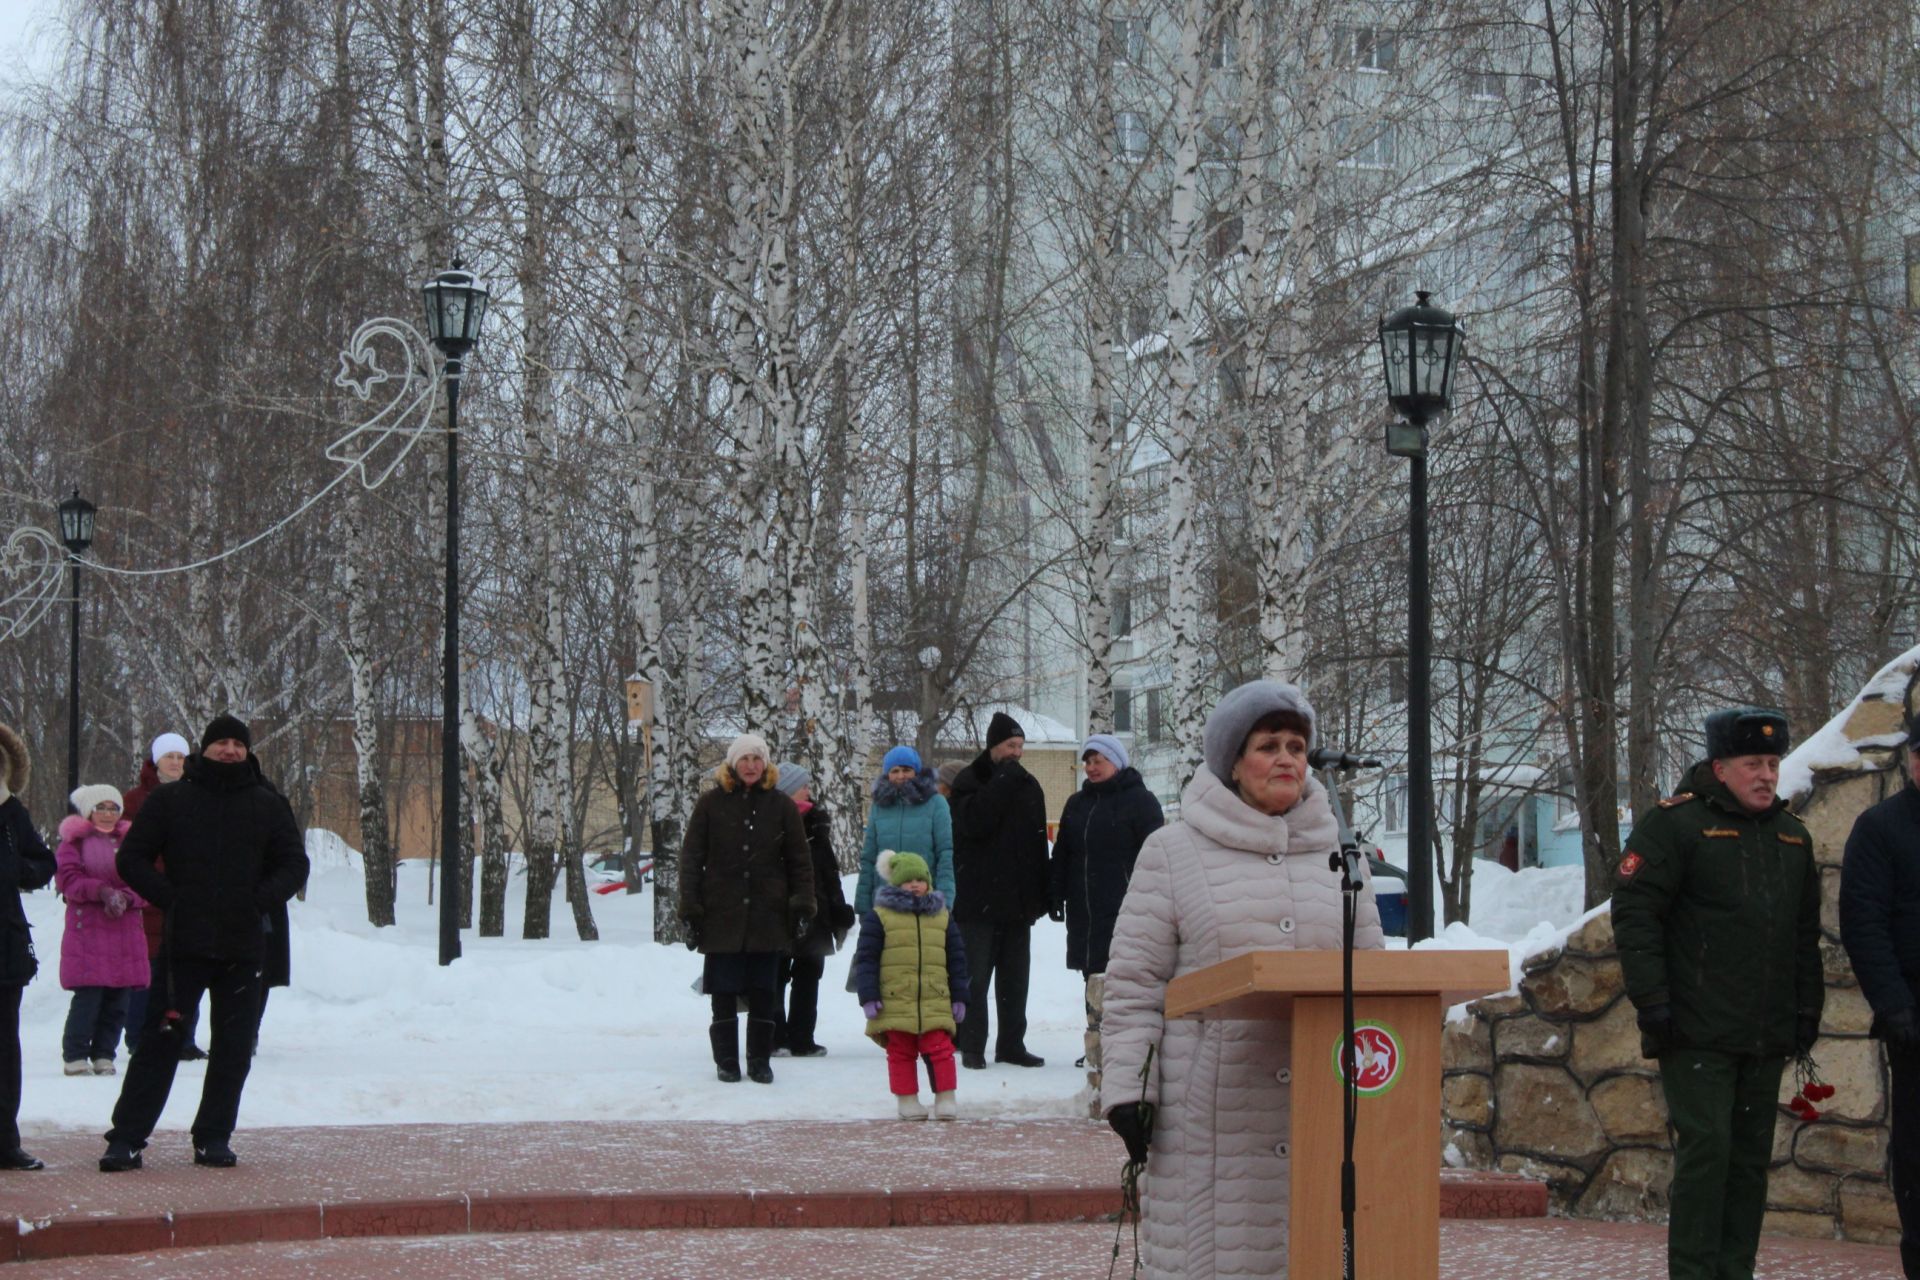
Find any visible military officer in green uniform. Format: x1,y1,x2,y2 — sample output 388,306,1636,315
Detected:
1612,707,1824,1280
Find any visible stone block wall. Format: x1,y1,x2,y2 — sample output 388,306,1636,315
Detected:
1440,656,1920,1244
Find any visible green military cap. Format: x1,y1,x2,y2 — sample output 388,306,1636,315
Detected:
1704,707,1790,760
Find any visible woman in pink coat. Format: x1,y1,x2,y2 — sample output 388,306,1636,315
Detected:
55,785,147,1076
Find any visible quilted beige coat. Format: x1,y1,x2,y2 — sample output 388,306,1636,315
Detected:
1100,768,1384,1278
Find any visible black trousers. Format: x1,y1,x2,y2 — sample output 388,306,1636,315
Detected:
107,955,261,1149
776,955,826,1050
954,920,1031,1058
710,988,777,1023
1893,1043,1920,1278
1,983,21,1151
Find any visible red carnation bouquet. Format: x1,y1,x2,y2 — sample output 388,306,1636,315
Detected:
1788,1052,1836,1122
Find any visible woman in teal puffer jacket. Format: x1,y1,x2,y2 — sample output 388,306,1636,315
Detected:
855,746,956,912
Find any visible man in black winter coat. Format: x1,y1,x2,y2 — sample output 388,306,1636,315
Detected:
949,711,1052,1070
99,715,309,1172
1840,722,1920,1278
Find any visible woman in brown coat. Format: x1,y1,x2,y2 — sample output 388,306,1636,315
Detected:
678,734,815,1085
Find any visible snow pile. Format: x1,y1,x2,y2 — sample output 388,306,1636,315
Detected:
1778,643,1920,805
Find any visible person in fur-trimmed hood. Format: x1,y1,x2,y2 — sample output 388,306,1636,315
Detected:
851,850,970,1121
55,785,147,1076
855,745,955,913
678,734,815,1085
0,723,57,1171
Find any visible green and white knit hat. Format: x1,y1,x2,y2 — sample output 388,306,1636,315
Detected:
878,849,931,887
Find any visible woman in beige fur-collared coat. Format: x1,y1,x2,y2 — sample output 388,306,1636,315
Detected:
1100,680,1384,1278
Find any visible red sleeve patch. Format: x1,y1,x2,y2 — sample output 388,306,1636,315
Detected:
1618,852,1644,881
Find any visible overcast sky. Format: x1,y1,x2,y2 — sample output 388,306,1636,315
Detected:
0,0,61,88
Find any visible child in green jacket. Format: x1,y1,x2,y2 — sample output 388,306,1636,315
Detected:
852,850,970,1120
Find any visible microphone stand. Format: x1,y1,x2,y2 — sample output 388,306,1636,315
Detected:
1319,761,1369,1280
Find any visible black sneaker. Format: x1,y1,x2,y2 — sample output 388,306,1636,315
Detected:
788,1044,829,1058
0,1147,44,1171
961,1052,988,1070
193,1141,237,1168
180,1043,209,1062
995,1049,1046,1068
99,1141,142,1172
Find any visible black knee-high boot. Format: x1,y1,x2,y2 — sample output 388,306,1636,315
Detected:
745,1019,776,1084
709,1019,742,1083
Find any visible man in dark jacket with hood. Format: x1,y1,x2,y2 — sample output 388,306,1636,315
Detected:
949,711,1052,1070
99,714,309,1172
1840,720,1920,1278
1612,707,1822,1280
1050,733,1161,1099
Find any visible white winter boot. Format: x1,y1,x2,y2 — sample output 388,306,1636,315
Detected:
896,1093,929,1120
933,1090,958,1121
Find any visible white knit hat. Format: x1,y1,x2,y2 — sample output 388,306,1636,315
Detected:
151,732,190,764
70,783,124,816
726,733,770,770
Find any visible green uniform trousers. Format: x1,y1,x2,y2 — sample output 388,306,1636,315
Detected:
1658,1049,1785,1280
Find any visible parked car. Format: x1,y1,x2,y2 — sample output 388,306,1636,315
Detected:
1368,853,1408,937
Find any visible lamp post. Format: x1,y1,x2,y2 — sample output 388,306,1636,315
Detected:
1379,290,1463,944
421,262,489,967
57,490,96,804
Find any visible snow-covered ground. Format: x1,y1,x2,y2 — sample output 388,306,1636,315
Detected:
15,834,1588,1137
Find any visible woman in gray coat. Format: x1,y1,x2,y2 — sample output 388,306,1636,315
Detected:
1100,681,1384,1279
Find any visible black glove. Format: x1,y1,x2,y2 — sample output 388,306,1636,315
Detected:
1881,1007,1920,1047
832,903,856,932
1107,1102,1152,1167
681,919,701,952
1796,1013,1822,1053
1047,903,1065,923
1635,1004,1672,1057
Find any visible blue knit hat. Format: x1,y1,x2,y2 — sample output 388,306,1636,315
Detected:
881,745,922,773
1082,733,1129,772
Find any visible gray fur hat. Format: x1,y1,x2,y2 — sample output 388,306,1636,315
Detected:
1202,680,1316,785
0,722,28,802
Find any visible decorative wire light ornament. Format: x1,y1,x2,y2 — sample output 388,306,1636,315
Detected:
0,524,69,640
0,316,446,638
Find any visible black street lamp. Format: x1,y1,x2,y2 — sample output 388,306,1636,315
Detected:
57,490,95,804
1379,290,1463,944
421,262,489,967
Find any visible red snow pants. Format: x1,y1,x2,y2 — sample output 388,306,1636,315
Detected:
886,1029,957,1095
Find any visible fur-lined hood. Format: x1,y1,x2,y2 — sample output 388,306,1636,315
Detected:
713,761,781,793
0,722,28,800
874,882,949,915
59,814,130,842
871,771,938,807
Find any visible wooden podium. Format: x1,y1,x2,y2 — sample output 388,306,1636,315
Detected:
1166,949,1508,1280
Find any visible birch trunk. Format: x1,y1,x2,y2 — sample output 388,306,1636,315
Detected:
1081,0,1122,733
461,705,510,936
1164,0,1213,786
342,487,395,926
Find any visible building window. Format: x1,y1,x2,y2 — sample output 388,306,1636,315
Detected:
1206,208,1243,262
1145,688,1165,742
1115,204,1151,257
1210,26,1238,70
1115,110,1150,159
1201,114,1243,168
1340,25,1396,73
1384,775,1408,832
1113,688,1133,732
1465,69,1504,100
1126,298,1156,342
1333,119,1395,169
1111,17,1148,66
1907,234,1920,311
1112,585,1133,636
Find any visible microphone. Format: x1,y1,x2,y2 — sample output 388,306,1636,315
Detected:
1308,746,1382,772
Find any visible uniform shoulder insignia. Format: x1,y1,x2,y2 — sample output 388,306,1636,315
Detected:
1657,792,1697,809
